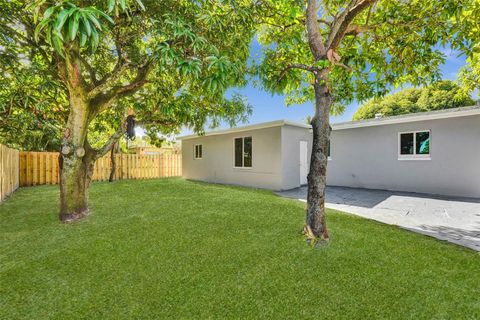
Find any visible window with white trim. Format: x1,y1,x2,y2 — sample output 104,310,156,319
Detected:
234,137,252,168
399,130,430,159
194,144,202,159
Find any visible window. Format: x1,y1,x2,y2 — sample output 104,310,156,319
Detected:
398,131,430,160
234,137,252,168
194,144,202,159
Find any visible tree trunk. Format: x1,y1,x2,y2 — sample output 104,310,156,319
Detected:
305,80,331,242
59,92,94,222
56,46,127,222
109,142,117,182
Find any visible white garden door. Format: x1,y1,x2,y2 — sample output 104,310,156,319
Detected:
299,141,308,185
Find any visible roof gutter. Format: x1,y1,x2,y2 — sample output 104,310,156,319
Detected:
332,107,480,130
178,120,310,140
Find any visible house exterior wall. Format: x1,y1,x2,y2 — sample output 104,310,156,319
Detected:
280,125,313,190
181,126,283,189
328,115,480,198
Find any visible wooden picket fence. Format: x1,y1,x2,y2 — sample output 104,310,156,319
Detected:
0,144,20,201
19,152,182,187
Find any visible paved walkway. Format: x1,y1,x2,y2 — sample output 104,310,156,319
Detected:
277,186,480,251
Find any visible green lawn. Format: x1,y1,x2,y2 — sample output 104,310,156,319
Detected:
1,179,479,319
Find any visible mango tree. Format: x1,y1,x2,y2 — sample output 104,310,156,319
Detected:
256,0,465,243
0,0,255,221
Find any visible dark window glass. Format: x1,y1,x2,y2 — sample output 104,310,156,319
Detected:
243,137,252,167
400,133,414,155
327,141,331,157
194,145,202,159
416,132,430,155
234,138,243,167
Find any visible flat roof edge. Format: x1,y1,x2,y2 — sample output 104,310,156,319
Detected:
178,120,310,140
332,106,480,130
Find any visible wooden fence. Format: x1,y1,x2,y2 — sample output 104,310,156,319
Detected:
0,144,20,201
19,152,182,187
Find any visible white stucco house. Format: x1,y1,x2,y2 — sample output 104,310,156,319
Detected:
179,106,480,198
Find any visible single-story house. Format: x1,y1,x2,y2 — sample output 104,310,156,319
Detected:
179,106,480,198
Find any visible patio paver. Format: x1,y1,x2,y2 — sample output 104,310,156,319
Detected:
277,186,480,251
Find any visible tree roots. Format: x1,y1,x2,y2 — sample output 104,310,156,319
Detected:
303,225,330,247
60,209,89,223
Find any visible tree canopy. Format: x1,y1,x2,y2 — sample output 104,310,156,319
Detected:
352,80,474,120
255,0,465,113
0,0,256,151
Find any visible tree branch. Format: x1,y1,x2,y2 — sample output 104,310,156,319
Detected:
345,24,369,35
88,56,153,101
306,0,327,60
94,123,127,159
89,60,153,118
278,63,320,82
333,61,352,72
135,120,178,131
326,0,376,51
88,62,131,100
79,56,98,86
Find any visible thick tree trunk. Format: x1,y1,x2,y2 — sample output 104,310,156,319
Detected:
59,91,94,222
59,147,96,222
55,45,131,222
305,81,331,242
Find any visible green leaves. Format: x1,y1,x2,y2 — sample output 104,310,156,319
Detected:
4,0,256,143
68,14,79,40
107,0,145,16
34,2,115,57
353,80,474,120
256,0,468,110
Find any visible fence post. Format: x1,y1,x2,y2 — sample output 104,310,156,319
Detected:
0,144,20,202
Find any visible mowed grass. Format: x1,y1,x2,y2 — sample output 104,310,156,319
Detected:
1,179,479,319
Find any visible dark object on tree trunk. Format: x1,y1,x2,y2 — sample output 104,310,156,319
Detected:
126,115,135,140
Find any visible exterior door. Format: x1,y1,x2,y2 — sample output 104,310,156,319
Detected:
299,140,308,185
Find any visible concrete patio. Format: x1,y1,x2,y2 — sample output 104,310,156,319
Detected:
277,186,480,251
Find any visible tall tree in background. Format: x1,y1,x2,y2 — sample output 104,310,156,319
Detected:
256,0,465,243
0,0,255,222
456,1,480,92
353,80,474,120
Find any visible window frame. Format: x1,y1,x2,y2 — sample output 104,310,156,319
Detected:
398,130,431,161
194,144,203,160
233,136,253,169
